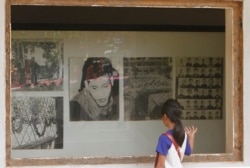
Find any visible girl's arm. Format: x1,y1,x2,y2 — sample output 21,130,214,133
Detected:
184,126,198,151
154,152,165,168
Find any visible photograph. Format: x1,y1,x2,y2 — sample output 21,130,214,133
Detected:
11,96,63,149
11,39,64,91
175,57,223,120
69,57,120,121
123,57,173,120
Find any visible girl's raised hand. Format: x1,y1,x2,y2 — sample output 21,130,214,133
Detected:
184,126,198,137
184,126,198,150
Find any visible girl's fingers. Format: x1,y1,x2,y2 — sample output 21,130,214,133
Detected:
184,126,198,134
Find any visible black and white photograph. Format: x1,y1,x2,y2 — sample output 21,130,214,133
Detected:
11,96,63,149
11,40,63,91
124,57,173,120
69,57,120,121
176,57,223,120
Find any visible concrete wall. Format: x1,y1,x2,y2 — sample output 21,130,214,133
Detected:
1,0,250,167
0,0,6,167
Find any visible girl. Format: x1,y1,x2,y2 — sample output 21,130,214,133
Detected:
155,99,197,168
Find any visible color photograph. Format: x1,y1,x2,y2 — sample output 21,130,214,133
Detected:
11,40,63,91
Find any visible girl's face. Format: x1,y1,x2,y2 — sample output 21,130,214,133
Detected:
161,114,169,128
87,76,112,107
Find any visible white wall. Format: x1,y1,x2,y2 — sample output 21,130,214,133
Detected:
1,0,250,168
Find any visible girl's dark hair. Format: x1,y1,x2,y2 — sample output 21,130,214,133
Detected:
79,57,119,93
161,99,185,146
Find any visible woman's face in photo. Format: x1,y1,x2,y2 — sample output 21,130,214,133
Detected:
87,76,112,107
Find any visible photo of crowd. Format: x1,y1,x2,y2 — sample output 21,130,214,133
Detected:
176,57,223,120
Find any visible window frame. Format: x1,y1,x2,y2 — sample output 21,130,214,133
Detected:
5,0,243,166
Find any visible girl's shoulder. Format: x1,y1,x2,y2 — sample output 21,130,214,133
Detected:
159,130,173,144
165,129,174,135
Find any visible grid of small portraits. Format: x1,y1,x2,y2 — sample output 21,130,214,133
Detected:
176,57,223,120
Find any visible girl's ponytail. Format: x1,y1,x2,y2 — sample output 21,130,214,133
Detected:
161,99,185,146
173,118,185,146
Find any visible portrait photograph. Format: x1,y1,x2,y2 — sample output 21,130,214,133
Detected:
69,57,120,121
175,57,223,120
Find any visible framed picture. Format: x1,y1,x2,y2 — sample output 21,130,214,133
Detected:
11,39,63,91
69,57,120,121
175,57,223,120
11,96,63,149
123,57,173,120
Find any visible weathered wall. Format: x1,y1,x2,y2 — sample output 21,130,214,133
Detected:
1,0,250,167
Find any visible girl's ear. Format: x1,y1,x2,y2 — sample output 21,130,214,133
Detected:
163,113,171,121
162,113,168,119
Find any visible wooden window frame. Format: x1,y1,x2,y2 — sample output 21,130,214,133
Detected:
5,0,243,166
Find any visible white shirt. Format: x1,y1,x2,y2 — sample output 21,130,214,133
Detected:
165,133,188,168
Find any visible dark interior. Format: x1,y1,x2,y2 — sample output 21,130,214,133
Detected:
11,6,225,31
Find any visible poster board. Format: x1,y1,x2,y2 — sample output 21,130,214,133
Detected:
10,31,225,159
